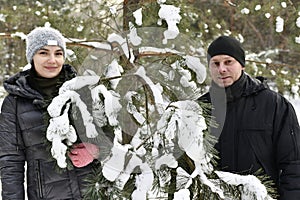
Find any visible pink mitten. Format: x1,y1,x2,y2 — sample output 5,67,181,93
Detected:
68,143,100,168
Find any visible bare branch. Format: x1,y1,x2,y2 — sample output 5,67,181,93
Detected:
247,59,299,70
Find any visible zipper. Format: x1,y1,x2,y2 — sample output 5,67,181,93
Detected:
14,96,20,153
291,129,299,159
36,160,44,199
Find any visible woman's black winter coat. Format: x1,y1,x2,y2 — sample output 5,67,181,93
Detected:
199,72,300,200
0,65,96,199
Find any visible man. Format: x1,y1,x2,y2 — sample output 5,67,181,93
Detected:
199,35,300,199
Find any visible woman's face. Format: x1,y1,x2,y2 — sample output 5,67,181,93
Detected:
209,54,244,88
32,46,65,78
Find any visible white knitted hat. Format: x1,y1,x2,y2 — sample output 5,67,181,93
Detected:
26,26,66,64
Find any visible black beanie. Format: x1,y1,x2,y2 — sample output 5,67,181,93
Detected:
207,36,245,67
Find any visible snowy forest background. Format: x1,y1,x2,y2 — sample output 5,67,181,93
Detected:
0,0,299,110
0,0,300,199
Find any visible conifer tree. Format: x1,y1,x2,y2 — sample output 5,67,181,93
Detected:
44,1,278,199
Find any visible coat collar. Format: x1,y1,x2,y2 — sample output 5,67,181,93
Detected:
210,71,268,102
4,64,77,100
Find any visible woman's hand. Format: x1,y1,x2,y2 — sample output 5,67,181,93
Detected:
68,142,100,168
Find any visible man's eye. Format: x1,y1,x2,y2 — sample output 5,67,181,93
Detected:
55,52,63,56
225,60,232,65
213,62,220,66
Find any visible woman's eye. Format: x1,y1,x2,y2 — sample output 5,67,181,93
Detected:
39,51,47,55
55,52,63,56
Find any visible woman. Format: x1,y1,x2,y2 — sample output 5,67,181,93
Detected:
0,26,100,199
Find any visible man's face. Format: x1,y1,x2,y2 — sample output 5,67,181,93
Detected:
209,55,244,88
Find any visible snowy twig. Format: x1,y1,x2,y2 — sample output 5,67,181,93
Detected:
215,171,275,200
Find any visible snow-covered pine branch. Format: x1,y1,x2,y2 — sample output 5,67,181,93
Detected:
47,102,76,168
44,2,275,198
157,100,225,199
91,84,122,126
215,171,275,200
46,70,122,168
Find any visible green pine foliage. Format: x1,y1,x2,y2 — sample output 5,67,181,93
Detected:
1,0,299,96
0,1,298,199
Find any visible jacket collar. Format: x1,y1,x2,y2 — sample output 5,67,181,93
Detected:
210,71,268,102
4,64,77,100
225,71,247,102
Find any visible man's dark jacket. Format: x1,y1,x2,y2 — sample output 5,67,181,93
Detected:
0,65,96,199
199,72,300,200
